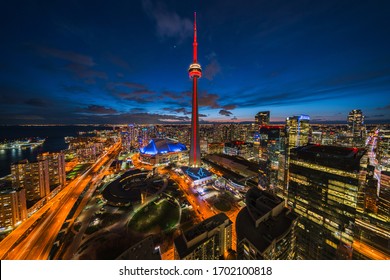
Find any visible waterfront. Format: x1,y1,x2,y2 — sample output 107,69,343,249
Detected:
0,125,113,177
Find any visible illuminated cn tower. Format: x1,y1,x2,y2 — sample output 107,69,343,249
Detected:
188,12,202,167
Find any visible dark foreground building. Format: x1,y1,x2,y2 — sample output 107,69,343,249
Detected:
236,188,298,260
288,144,367,259
174,213,232,260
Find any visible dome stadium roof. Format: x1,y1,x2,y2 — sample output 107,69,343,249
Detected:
140,138,187,155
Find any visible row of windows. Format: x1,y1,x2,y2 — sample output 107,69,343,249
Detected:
290,160,359,179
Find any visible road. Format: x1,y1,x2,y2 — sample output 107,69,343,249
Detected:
0,141,121,260
352,240,390,260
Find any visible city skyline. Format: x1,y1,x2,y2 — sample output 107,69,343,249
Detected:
1,0,390,125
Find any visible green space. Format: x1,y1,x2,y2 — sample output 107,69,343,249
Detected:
128,198,180,234
66,163,91,180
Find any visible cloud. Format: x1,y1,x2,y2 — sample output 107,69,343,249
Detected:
130,107,146,114
62,85,89,93
231,116,238,120
366,114,385,118
24,98,47,107
162,90,190,100
163,107,190,115
142,0,192,41
199,113,208,118
376,104,390,111
204,59,221,80
106,53,130,69
222,104,236,110
199,92,220,109
219,109,233,116
82,105,118,115
66,64,107,83
38,46,95,66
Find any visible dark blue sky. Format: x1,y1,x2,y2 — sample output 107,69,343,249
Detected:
0,0,389,124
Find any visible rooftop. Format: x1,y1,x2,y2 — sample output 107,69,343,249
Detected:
290,144,366,172
180,166,212,182
184,213,230,242
245,187,284,222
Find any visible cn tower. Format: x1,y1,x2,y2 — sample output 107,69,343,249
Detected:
188,12,202,167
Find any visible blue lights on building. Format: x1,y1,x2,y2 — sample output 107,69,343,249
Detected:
298,115,310,121
140,139,187,156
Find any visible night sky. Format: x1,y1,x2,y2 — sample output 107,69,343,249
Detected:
1,0,389,125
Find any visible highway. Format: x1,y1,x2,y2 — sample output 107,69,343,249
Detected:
0,141,121,260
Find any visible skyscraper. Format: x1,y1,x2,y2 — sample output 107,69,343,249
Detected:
286,115,311,150
188,12,202,167
174,213,232,260
236,188,297,260
258,125,286,194
287,144,367,259
283,115,311,193
348,109,364,137
255,111,270,127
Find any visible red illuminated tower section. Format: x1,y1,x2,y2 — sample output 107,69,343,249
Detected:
188,12,202,167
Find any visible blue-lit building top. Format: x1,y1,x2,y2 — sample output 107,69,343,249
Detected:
140,138,187,155
180,166,213,187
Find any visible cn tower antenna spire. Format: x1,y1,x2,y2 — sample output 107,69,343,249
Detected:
193,12,198,63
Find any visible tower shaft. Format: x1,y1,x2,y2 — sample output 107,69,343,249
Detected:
190,77,201,166
188,12,201,167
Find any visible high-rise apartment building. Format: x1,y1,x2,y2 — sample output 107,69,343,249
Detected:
174,213,232,260
236,188,297,259
37,152,66,188
255,111,270,127
287,144,367,259
0,182,27,230
11,159,50,201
